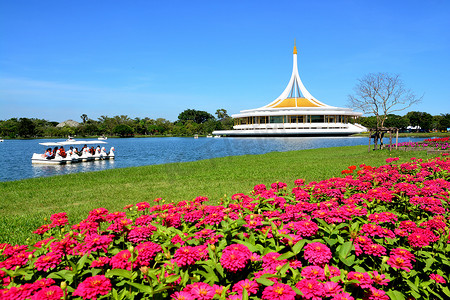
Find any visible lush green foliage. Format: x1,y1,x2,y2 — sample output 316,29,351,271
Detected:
1,155,449,299
0,109,234,139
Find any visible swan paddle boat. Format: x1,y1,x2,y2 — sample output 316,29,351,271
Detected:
31,139,115,164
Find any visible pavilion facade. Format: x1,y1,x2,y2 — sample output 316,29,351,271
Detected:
213,44,366,136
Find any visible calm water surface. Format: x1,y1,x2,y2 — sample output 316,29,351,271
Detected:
0,136,427,182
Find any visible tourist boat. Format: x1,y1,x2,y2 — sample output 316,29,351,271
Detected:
31,139,114,164
98,136,108,140
212,43,366,137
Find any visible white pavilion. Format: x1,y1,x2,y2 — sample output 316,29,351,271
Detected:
213,44,366,136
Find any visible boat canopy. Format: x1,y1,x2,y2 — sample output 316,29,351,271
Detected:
39,140,108,146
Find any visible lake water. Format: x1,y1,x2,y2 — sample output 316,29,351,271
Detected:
0,136,427,182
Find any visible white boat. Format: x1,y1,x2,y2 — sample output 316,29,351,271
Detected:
206,135,213,138
31,140,114,164
98,136,107,140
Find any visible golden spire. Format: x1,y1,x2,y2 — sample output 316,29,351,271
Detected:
293,39,297,54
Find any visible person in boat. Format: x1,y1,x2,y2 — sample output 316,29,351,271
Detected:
74,147,81,156
59,146,67,158
51,147,58,159
44,148,52,159
89,147,95,155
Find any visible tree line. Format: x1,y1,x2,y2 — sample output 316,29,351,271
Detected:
357,112,450,132
0,109,233,138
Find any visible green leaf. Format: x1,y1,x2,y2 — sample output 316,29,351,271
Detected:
165,275,181,284
339,254,355,267
76,253,89,270
105,269,132,278
442,286,450,298
276,251,295,261
128,281,154,294
292,240,306,254
338,241,353,259
256,277,275,286
323,237,338,246
386,290,405,300
406,279,419,293
47,270,75,283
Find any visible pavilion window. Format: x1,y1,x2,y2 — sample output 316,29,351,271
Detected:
259,116,268,124
269,116,283,123
311,115,324,123
328,115,335,123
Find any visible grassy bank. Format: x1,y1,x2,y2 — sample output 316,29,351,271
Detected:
0,145,436,244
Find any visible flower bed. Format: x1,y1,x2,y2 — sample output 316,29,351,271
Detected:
390,137,450,151
1,156,449,299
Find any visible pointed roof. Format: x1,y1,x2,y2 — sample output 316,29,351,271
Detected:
260,43,330,109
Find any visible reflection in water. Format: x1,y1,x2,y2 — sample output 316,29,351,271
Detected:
2,136,429,182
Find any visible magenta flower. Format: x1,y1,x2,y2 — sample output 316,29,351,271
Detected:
72,275,112,300
303,242,332,266
430,273,446,284
261,283,296,300
386,255,413,272
111,250,132,270
32,286,63,300
34,252,62,271
232,279,259,295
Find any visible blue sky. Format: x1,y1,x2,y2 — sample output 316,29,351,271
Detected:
1,0,449,122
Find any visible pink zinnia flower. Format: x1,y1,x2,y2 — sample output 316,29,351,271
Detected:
174,246,202,267
91,256,110,268
430,273,446,284
301,266,325,280
32,286,63,300
386,255,413,272
72,275,112,300
135,241,162,267
364,287,389,300
171,291,195,300
34,252,62,271
371,271,390,286
303,242,332,266
111,250,132,270
332,292,355,300
262,283,296,300
295,279,323,299
136,202,150,211
322,281,343,297
232,279,259,295
347,271,374,288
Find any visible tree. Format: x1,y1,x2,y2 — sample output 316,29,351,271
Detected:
406,111,433,132
80,114,88,124
436,113,450,131
215,109,229,120
348,73,422,128
178,109,214,124
18,118,35,137
113,124,134,137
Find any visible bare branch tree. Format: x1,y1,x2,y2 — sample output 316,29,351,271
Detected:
348,73,422,128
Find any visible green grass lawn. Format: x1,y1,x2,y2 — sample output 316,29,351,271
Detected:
0,145,437,245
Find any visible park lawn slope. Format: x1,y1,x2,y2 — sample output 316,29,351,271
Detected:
0,145,433,244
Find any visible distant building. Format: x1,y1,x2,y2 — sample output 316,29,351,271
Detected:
56,120,80,128
213,44,366,136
